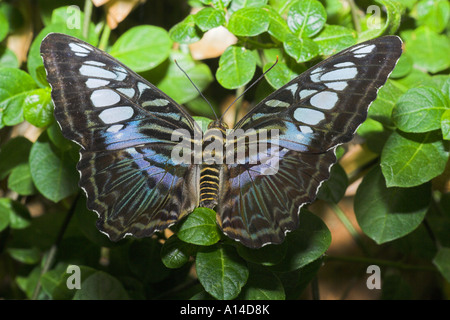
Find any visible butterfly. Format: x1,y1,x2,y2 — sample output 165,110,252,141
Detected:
41,33,402,249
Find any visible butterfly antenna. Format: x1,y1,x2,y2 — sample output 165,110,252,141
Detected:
220,56,279,122
174,59,218,120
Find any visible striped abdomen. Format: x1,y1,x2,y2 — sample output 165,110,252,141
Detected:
199,165,221,209
199,120,227,209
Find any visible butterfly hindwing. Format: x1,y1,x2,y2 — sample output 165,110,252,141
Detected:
218,36,403,248
41,33,201,240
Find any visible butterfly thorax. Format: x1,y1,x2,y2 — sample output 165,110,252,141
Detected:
199,120,228,209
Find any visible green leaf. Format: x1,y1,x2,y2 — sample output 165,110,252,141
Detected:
216,45,256,89
50,5,89,29
392,87,448,133
227,7,270,36
29,132,79,202
263,60,300,89
313,24,356,56
178,207,221,246
0,136,32,179
229,0,268,12
415,0,450,33
169,15,202,44
0,45,19,68
23,88,54,127
269,210,331,272
376,0,403,34
283,35,319,62
46,120,74,151
278,257,323,299
7,247,41,264
196,244,249,300
73,271,130,300
441,109,450,140
380,130,449,187
0,68,37,127
368,80,405,127
433,247,450,282
239,265,285,300
128,239,171,283
110,25,172,72
265,5,291,41
194,7,225,31
287,0,326,37
354,167,430,244
381,274,413,299
73,196,112,248
40,263,68,298
0,200,9,232
237,241,288,266
51,265,97,300
390,53,413,79
154,51,213,104
317,163,348,203
0,198,31,229
193,116,214,132
0,9,8,42
0,2,24,32
406,26,450,73
8,163,37,196
357,118,392,154
161,235,195,269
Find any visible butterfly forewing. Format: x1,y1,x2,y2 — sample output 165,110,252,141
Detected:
41,33,201,240
218,36,403,248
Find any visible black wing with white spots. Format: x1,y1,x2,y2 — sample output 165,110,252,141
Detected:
218,36,403,248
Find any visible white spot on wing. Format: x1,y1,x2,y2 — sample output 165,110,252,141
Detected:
310,91,339,110
265,99,290,108
334,62,355,68
90,89,121,107
138,82,150,95
80,65,117,79
325,81,348,90
85,78,110,88
85,60,106,67
300,89,318,99
285,84,298,97
310,72,321,83
106,124,124,133
142,99,170,107
117,88,135,98
69,43,90,54
299,125,313,134
294,108,325,125
99,106,134,124
321,67,357,81
352,44,375,55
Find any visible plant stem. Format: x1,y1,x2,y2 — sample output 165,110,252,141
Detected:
325,255,438,273
347,0,362,34
99,23,111,51
31,192,81,300
328,201,370,255
233,86,245,126
311,276,320,300
83,0,93,38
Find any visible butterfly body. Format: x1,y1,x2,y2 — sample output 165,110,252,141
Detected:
199,120,228,208
41,33,402,248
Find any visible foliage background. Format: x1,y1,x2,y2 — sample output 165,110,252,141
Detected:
0,0,449,300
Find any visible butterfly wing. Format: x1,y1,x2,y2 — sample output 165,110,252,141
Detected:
41,33,201,241
219,36,403,248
